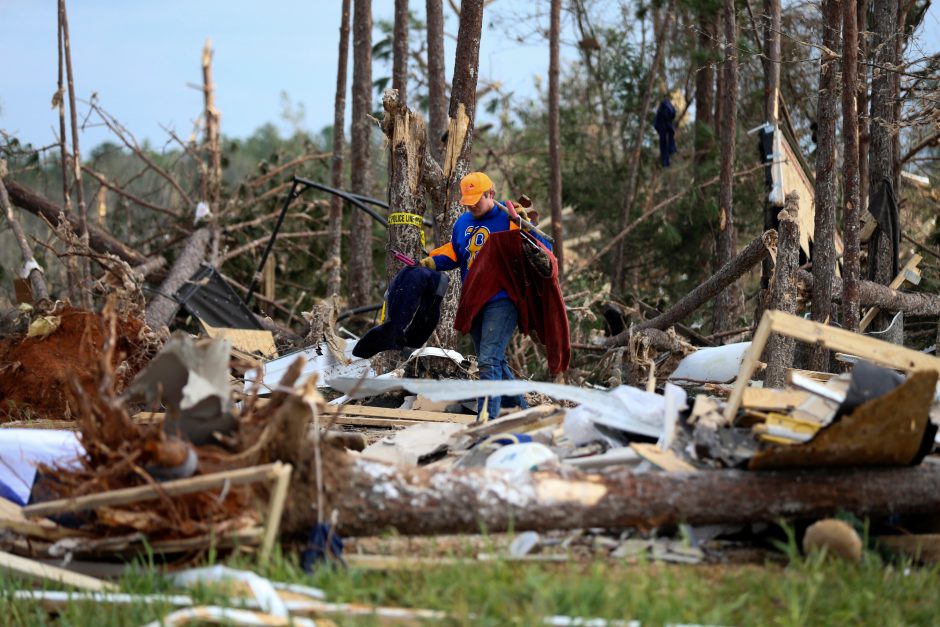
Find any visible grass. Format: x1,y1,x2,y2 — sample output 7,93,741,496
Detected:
1,537,940,626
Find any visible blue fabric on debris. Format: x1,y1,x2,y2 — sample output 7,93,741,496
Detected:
353,266,449,359
653,98,677,167
302,522,345,572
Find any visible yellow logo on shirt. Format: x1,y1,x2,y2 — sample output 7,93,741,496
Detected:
464,225,490,268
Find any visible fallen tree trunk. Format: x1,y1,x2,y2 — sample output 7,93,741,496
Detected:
293,451,940,536
144,227,210,330
607,230,777,347
798,270,940,316
0,174,50,304
4,177,149,267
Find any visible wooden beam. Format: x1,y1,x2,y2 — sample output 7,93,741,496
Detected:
259,463,293,566
324,405,475,425
23,463,284,518
741,387,811,412
0,550,117,592
724,310,940,421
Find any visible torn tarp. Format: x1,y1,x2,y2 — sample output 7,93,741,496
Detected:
328,377,686,440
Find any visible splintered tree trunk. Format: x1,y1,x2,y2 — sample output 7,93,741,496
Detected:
712,0,741,335
392,0,409,106
763,193,800,388
382,89,428,285
288,449,940,537
144,228,210,330
809,0,841,372
841,0,862,332
202,39,222,209
0,173,50,305
426,0,448,163
60,0,91,307
612,0,676,294
548,0,564,275
435,0,485,349
56,4,80,306
347,0,374,308
758,0,781,313
867,0,901,341
327,0,352,297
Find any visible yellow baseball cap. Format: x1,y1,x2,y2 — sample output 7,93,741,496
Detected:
459,172,493,206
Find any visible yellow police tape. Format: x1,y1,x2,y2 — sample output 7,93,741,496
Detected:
387,212,425,248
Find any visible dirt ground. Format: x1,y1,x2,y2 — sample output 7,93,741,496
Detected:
0,307,148,421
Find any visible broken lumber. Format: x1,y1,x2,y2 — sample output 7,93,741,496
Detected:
3,177,149,267
144,227,210,329
302,451,940,536
607,230,777,347
797,269,940,316
0,550,117,592
323,405,475,425
859,254,923,330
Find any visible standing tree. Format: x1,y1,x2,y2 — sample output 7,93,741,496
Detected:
393,0,410,105
548,0,564,275
809,0,841,371
59,0,91,307
426,0,448,163
841,0,861,332
327,0,352,297
712,0,741,335
348,0,375,307
758,0,781,315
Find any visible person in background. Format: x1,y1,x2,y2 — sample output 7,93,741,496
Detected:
419,172,552,420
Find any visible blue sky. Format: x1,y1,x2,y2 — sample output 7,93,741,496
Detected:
0,0,570,151
1,1,937,152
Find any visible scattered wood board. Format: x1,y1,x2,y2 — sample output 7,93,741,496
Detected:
741,387,811,412
324,405,476,425
630,443,697,473
0,550,117,592
859,254,922,331
0,497,87,542
724,310,940,421
201,321,278,358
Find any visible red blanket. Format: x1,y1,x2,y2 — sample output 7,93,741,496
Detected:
454,230,570,374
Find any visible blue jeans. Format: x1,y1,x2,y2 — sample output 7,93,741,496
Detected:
470,298,528,420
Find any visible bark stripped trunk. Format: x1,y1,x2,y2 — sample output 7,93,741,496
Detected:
289,449,940,537
4,178,149,267
809,0,841,372
59,0,90,307
425,0,448,164
612,0,676,294
867,0,901,341
712,0,741,335
607,230,778,347
392,0,409,106
327,0,352,297
0,172,50,305
841,0,862,332
144,228,210,330
202,39,223,267
382,89,428,285
347,0,375,308
435,0,485,349
763,193,800,388
548,0,564,276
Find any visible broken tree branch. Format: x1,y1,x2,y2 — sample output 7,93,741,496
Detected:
0,171,50,304
3,177,149,267
144,227,209,330
798,270,940,316
606,230,778,347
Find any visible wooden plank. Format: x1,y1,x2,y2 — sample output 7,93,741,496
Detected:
324,404,476,425
259,463,293,566
332,416,424,428
859,254,923,331
741,387,811,412
0,550,117,591
202,321,277,357
460,406,562,440
725,310,940,420
0,497,87,541
23,463,283,519
630,443,698,473
786,368,835,382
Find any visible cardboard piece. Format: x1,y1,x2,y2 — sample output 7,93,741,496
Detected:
202,321,277,358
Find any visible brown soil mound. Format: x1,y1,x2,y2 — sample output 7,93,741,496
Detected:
0,308,148,421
